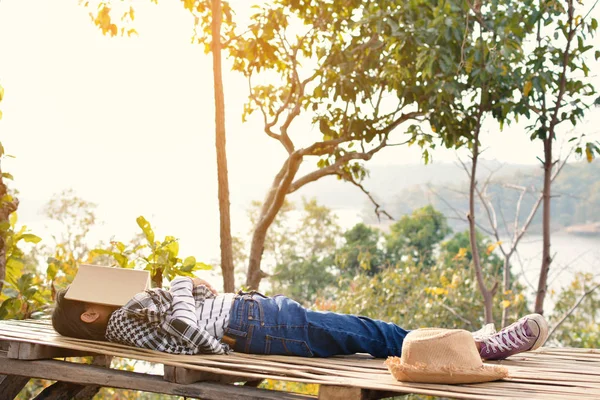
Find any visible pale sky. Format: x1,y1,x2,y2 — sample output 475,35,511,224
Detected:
0,0,598,283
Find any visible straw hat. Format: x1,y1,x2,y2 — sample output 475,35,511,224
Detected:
385,328,508,384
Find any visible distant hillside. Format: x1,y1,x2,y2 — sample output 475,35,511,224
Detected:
227,158,599,235
285,160,531,209
359,161,600,234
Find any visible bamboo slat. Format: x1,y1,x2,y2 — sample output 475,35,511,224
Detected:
1,319,600,400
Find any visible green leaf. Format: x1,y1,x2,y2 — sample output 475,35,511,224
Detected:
114,241,126,252
6,258,24,277
195,262,212,271
23,286,38,298
1,172,13,180
20,234,41,244
46,262,58,281
163,236,179,258
16,273,34,293
183,256,196,269
0,298,17,320
90,248,111,256
180,262,195,273
2,287,18,299
9,212,17,227
136,216,155,245
523,81,533,97
113,253,128,268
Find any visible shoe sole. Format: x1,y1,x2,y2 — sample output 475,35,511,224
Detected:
526,314,549,351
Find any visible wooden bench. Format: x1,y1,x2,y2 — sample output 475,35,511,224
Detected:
0,341,394,400
2,320,600,400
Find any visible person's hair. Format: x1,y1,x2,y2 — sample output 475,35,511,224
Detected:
51,288,108,341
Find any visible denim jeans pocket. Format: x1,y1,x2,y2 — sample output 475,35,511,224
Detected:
265,335,314,357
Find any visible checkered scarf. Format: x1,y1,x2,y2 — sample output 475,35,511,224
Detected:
105,277,229,355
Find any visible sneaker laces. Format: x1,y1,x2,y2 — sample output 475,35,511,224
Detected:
482,322,529,353
471,323,496,342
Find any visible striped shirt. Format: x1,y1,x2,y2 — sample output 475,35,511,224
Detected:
196,293,235,340
105,277,233,355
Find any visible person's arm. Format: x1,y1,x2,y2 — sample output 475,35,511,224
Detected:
107,307,221,354
165,277,228,354
168,276,199,326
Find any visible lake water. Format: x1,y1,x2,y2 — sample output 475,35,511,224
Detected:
510,232,600,312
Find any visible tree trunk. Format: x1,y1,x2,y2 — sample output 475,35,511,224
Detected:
468,126,495,324
535,137,553,314
534,0,574,315
246,215,270,290
500,255,512,327
151,268,162,288
246,154,302,290
211,0,235,292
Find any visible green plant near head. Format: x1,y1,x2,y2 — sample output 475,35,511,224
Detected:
0,212,43,320
91,216,212,288
0,122,44,319
0,272,46,320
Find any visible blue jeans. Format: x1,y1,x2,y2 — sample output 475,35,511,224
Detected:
224,292,408,358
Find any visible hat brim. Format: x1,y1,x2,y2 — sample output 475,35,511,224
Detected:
386,358,509,384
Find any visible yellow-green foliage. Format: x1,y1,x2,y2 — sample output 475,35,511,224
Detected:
550,272,600,348
331,256,526,331
259,379,319,396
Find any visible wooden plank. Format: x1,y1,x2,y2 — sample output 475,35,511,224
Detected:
72,385,103,400
7,342,98,360
2,336,338,386
3,320,600,399
164,365,254,385
0,374,30,400
0,354,314,400
33,381,86,400
318,385,395,400
318,386,365,400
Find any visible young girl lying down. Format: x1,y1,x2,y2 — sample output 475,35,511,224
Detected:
52,276,548,360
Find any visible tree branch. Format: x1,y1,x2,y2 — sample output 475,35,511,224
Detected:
247,73,282,142
549,0,576,133
505,152,569,257
547,281,600,341
441,303,474,327
289,150,377,193
291,132,393,194
378,111,424,135
337,171,394,222
299,137,353,157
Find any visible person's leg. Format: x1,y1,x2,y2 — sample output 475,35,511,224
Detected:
224,293,407,358
303,305,408,357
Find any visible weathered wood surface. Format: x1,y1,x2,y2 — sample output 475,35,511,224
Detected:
0,374,30,400
2,319,600,399
33,381,87,400
163,365,263,386
317,385,395,400
0,353,314,400
8,341,97,360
